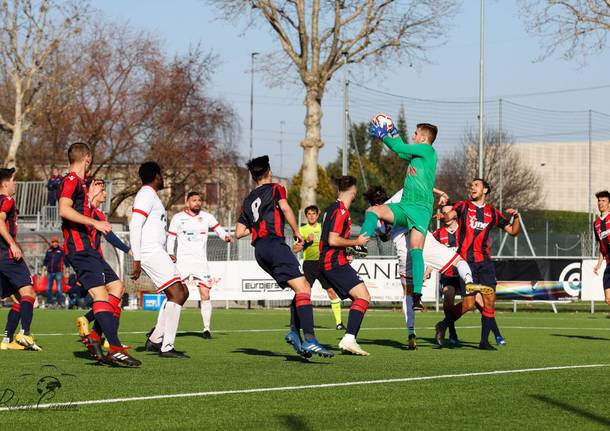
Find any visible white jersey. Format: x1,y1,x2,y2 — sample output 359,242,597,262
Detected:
167,210,227,261
129,185,168,260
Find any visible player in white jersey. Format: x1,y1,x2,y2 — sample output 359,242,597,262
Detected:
167,191,231,338
365,186,484,350
129,162,190,359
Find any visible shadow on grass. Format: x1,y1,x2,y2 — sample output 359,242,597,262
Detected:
71,350,106,366
176,331,207,339
357,338,408,350
277,414,311,431
232,347,331,364
551,334,610,341
530,394,610,427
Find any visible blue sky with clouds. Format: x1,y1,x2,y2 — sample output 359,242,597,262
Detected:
93,0,610,177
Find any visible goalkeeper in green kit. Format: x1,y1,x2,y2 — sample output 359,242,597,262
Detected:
360,119,438,296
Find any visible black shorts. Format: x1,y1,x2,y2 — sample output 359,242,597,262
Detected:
254,238,303,288
69,249,119,290
604,266,610,290
0,258,32,296
465,260,497,295
440,276,463,296
319,265,363,300
302,260,333,290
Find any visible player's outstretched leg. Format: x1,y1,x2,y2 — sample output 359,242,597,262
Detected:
339,284,370,356
1,301,24,350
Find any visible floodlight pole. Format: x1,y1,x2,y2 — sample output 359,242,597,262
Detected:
342,53,349,176
478,0,485,178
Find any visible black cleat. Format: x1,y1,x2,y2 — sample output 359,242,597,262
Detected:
145,337,162,352
407,333,417,350
412,293,424,311
105,349,142,367
434,321,447,347
336,323,346,331
478,341,497,351
84,336,104,361
202,330,212,339
160,349,190,359
347,245,368,258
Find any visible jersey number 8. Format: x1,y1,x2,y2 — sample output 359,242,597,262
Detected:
251,197,262,222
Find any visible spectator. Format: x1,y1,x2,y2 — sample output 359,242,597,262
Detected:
43,237,66,307
46,167,62,206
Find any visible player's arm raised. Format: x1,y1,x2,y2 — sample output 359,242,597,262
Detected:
59,196,110,234
278,199,304,244
503,209,521,236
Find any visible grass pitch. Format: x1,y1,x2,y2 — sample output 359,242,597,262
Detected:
0,306,608,430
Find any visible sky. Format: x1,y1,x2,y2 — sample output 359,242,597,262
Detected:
93,0,610,178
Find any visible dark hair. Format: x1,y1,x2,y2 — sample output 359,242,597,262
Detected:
304,205,319,214
416,123,438,144
363,185,388,205
595,190,610,200
139,161,162,184
187,191,201,199
0,168,15,184
68,142,91,164
334,175,357,192
246,155,271,182
472,177,491,194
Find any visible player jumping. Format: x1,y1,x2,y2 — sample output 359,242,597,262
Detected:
235,155,333,359
593,190,610,310
167,191,232,338
131,162,191,359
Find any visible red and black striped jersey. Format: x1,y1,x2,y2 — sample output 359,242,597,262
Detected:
433,225,460,277
0,194,18,259
594,214,610,264
90,207,105,257
238,183,287,245
453,200,509,263
60,172,93,254
319,200,352,271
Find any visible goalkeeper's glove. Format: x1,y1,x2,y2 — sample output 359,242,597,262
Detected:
368,121,398,139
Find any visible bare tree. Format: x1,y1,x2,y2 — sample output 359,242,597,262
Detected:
519,0,610,60
0,0,86,168
436,128,543,209
208,0,459,208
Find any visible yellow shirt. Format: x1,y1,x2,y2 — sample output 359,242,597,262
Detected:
299,222,321,261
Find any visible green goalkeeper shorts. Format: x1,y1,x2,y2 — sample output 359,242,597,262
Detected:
387,203,432,235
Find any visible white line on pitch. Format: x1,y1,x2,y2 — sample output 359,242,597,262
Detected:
33,325,610,337
0,363,607,412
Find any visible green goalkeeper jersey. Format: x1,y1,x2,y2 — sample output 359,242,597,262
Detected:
382,135,437,211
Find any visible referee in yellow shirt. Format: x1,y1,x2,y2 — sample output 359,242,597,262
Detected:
294,205,345,330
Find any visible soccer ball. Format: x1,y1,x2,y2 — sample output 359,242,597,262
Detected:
372,113,394,131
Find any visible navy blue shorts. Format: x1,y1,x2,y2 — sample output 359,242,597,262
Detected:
319,265,363,300
603,265,610,290
254,238,303,288
0,258,32,296
441,276,464,296
303,260,333,290
465,260,497,295
69,250,119,290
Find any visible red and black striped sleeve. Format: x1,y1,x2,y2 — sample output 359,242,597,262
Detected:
494,208,509,229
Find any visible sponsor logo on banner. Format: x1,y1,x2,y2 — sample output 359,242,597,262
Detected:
242,279,284,293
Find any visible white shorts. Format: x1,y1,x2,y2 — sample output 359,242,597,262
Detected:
394,231,460,280
176,258,212,289
140,248,181,292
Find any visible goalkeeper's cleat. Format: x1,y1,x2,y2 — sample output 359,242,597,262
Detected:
413,293,424,311
347,245,368,258
434,321,447,347
407,333,417,350
335,323,346,331
285,330,309,358
1,338,25,350
159,349,190,359
15,333,42,351
478,341,497,351
465,283,495,295
302,338,334,358
338,337,369,356
75,316,90,338
105,348,142,367
496,335,507,346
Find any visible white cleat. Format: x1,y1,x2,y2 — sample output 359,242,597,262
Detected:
338,336,369,356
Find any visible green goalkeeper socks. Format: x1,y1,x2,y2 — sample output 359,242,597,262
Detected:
361,211,379,237
410,248,424,294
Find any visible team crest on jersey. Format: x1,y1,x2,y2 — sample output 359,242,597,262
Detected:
468,215,489,231
68,175,74,181
340,210,346,215
408,167,417,176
